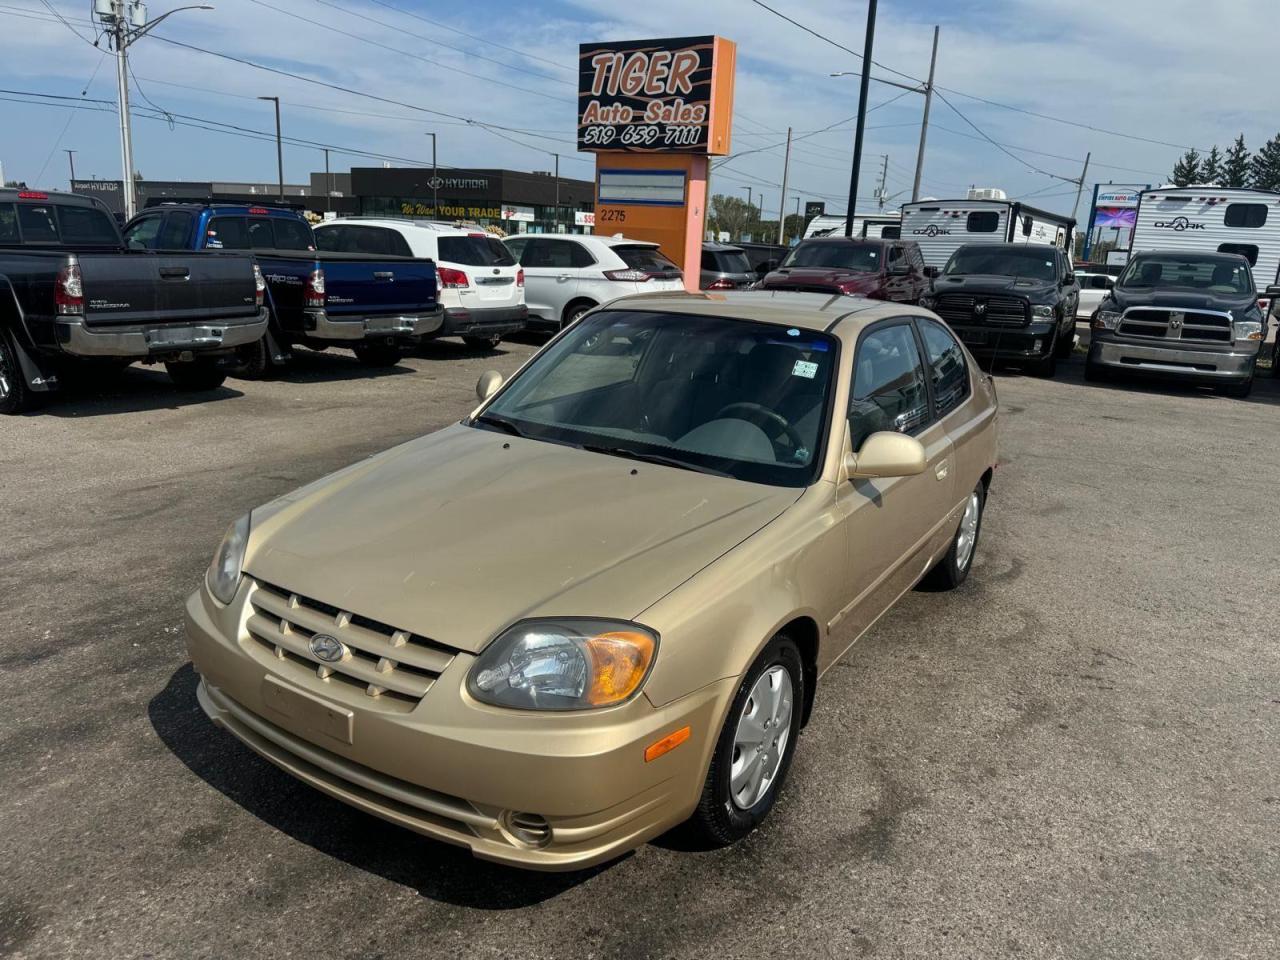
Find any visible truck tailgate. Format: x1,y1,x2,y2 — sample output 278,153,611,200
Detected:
78,253,259,326
318,254,438,319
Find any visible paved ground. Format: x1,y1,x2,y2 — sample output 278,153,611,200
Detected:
2,332,1278,960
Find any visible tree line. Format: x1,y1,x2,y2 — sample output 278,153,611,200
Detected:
1169,134,1280,189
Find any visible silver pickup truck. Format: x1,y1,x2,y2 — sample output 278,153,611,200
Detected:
1086,251,1271,398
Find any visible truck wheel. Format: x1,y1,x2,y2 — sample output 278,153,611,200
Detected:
462,335,501,351
229,335,271,380
165,359,227,392
688,633,804,847
0,328,37,415
352,343,402,367
1052,320,1075,359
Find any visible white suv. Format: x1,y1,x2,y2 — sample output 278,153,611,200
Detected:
503,234,685,331
314,219,527,348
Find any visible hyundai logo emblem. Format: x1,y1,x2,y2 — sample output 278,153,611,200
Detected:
309,634,347,663
427,176,445,191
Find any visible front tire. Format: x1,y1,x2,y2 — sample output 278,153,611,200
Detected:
923,481,985,590
561,301,595,330
352,343,402,367
165,358,226,392
0,327,37,415
1052,318,1075,359
688,634,804,846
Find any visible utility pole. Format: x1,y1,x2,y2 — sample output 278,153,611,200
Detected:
323,147,330,196
1070,151,1091,222
777,126,792,244
554,152,561,233
876,154,889,210
425,132,437,215
64,150,77,187
258,96,283,201
843,0,877,237
911,25,939,202
96,1,214,220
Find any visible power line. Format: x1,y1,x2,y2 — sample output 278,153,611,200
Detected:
746,0,921,85
927,123,1164,178
934,89,1073,184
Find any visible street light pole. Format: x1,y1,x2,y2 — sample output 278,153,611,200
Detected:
258,96,283,202
64,150,76,187
425,131,437,215
911,25,939,201
843,0,878,237
777,126,792,245
554,152,561,233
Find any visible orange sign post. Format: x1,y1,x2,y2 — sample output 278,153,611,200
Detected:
577,36,737,291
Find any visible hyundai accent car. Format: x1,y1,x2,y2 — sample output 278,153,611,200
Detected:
184,290,998,870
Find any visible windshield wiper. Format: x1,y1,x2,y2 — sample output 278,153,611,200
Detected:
577,443,733,478
473,413,526,437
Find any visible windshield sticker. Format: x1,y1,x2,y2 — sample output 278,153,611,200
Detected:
793,359,819,379
787,328,800,336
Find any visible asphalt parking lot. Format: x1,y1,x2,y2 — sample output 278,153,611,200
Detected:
2,333,1278,960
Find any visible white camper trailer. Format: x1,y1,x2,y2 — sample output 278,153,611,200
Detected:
804,212,901,240
1129,187,1280,290
900,199,1074,269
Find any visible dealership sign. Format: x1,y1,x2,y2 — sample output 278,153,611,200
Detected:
577,36,735,154
1096,189,1141,207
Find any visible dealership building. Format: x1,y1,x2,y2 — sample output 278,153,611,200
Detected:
71,166,597,235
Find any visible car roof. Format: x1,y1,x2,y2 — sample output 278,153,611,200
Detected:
1130,249,1250,264
575,235,658,248
1,188,100,207
796,236,886,245
316,218,479,237
703,242,745,252
599,289,910,334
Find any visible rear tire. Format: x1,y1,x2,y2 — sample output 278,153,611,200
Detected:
229,335,271,380
0,327,37,415
688,634,804,847
462,335,501,351
165,359,226,392
561,300,595,330
923,481,985,590
352,343,402,367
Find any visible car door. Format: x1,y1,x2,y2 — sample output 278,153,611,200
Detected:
824,320,955,670
519,238,579,322
884,245,912,301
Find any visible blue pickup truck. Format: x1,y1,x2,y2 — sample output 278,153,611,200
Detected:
122,204,441,371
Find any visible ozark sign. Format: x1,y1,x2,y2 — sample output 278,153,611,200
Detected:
577,36,734,154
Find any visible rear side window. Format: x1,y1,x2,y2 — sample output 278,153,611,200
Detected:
57,206,119,244
157,212,193,249
614,245,678,274
207,217,249,249
1224,203,1267,228
271,218,314,251
504,236,528,260
967,211,1000,233
314,225,345,251
17,205,59,242
1218,242,1259,266
523,239,592,269
0,204,17,244
701,251,717,271
918,318,970,417
438,235,515,267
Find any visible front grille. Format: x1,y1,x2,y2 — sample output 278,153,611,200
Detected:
1118,308,1232,343
935,293,1028,326
244,579,459,711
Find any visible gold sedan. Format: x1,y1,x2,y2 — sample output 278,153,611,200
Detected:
185,290,998,870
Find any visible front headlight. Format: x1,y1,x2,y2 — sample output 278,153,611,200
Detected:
468,619,658,711
1031,304,1055,319
1093,309,1122,330
1233,319,1263,341
206,514,250,605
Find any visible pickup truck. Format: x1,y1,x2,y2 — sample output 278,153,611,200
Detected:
1086,250,1270,398
122,204,441,372
758,237,930,303
919,242,1079,378
0,189,267,415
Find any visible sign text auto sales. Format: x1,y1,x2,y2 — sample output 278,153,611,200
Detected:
578,37,716,152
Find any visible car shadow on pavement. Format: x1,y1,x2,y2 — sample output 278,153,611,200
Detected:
1044,353,1280,405
33,366,245,418
148,665,617,907
413,337,532,361
234,348,417,385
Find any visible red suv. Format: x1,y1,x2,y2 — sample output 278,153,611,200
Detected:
759,238,931,303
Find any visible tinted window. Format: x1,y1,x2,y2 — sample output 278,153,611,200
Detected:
206,217,249,249
701,251,717,271
17,205,58,242
967,211,1000,233
1020,215,1033,237
782,240,882,272
246,218,275,249
523,239,577,268
1218,242,1259,266
714,250,752,273
614,245,678,274
944,247,1057,281
123,215,163,250
272,218,314,251
0,204,17,244
880,225,901,239
1224,203,1267,228
330,226,389,255
918,319,969,417
505,236,529,260
849,324,930,450
56,206,120,244
313,225,346,251
157,211,193,249
1118,255,1252,295
438,235,516,266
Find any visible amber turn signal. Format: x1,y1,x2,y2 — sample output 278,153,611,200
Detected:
644,725,692,763
585,630,657,706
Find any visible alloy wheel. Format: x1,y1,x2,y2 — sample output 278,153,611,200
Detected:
955,491,981,570
730,665,793,809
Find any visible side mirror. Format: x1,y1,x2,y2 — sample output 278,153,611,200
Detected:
1104,277,1115,289
889,261,909,275
475,370,504,401
1266,284,1280,298
1062,273,1076,286
924,265,939,279
844,432,926,479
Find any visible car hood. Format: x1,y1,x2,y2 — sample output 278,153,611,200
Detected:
931,274,1057,299
763,267,883,290
243,424,798,653
1106,286,1257,313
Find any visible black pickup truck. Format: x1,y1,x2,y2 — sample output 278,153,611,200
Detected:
0,189,267,414
919,242,1079,377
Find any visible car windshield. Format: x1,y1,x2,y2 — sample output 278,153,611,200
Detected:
476,310,837,487
781,241,881,272
1118,255,1252,295
944,247,1057,281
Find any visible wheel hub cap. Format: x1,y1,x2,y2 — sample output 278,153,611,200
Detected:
730,665,794,810
955,492,980,570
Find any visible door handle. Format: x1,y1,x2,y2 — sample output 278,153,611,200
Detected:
557,274,572,281
373,271,394,281
159,267,189,279
935,462,949,481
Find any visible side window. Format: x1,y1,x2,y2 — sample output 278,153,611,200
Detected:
701,251,718,271
0,203,17,244
521,238,552,267
271,218,314,251
880,225,901,239
848,324,931,451
17,205,59,242
887,245,904,263
381,228,413,257
967,211,999,233
918,318,970,418
157,212,193,249
535,240,576,269
206,217,249,249
505,237,528,261
1224,203,1267,228
568,242,595,268
314,225,345,251
247,218,276,250
123,215,163,250
1021,215,1033,237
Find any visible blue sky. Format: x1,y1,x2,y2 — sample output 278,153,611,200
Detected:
1,0,1276,218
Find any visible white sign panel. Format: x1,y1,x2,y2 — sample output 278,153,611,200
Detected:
574,210,596,226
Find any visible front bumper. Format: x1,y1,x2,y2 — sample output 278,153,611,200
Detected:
441,304,528,338
307,306,444,342
948,321,1057,361
184,586,730,871
54,308,268,358
1088,333,1262,381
